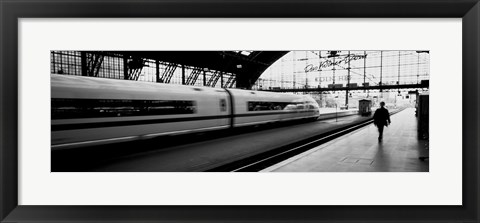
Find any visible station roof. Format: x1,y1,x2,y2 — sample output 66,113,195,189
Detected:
119,51,289,88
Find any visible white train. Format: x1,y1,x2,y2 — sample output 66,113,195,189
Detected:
51,74,320,150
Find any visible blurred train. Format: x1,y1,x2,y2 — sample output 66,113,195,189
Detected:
51,74,320,150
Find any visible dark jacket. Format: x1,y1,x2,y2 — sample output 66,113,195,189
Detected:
373,107,391,127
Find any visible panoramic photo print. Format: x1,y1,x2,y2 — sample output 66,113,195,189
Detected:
51,51,430,172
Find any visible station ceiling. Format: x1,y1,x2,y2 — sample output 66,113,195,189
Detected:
120,51,289,88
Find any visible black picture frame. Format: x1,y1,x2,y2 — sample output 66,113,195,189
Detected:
1,0,478,222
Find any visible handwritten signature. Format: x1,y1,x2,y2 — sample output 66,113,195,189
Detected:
304,54,367,73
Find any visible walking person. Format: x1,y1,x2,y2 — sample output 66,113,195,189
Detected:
373,102,391,142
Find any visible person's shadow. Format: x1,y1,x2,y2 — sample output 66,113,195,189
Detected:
372,143,390,171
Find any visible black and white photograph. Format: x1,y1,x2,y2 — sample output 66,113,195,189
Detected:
3,0,479,221
51,50,430,172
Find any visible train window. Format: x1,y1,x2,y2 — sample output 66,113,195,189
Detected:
51,98,197,119
247,101,301,111
220,99,227,112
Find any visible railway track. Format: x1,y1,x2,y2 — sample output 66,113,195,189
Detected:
206,108,405,172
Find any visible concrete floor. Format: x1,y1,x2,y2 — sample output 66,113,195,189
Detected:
263,108,429,172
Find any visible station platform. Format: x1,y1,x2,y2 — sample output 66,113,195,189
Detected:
262,108,429,172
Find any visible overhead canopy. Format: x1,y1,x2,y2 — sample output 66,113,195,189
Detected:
119,51,288,89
